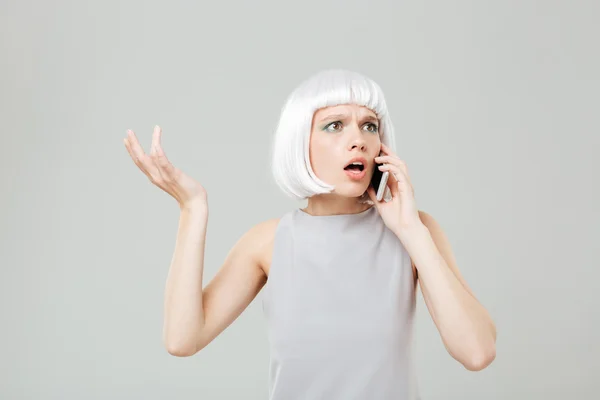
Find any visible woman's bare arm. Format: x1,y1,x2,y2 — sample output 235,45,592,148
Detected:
123,126,275,357
161,207,209,356
163,209,275,357
192,217,278,354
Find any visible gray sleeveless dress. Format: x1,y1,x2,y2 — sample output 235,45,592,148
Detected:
261,206,420,399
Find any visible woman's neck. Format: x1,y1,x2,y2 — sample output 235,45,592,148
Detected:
301,195,372,216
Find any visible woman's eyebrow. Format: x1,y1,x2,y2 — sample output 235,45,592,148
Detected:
319,114,379,123
319,113,349,123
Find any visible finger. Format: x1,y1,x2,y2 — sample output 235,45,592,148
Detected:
127,130,149,161
149,127,178,183
153,127,171,164
124,133,150,174
149,125,169,184
125,130,157,180
375,155,402,166
381,168,400,198
379,142,399,158
379,163,412,195
376,156,412,188
125,142,152,180
123,136,135,158
396,161,413,190
385,164,413,194
150,125,161,156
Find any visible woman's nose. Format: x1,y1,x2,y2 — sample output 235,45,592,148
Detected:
349,138,367,151
348,126,367,151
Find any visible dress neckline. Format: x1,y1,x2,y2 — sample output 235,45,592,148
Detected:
295,205,375,219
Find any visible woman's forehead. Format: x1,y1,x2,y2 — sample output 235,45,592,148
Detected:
314,104,377,119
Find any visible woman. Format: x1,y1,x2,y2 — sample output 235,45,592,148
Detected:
123,69,496,399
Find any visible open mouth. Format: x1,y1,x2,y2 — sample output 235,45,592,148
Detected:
343,162,365,172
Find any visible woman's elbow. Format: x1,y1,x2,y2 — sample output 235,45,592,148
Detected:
163,336,200,357
165,344,197,357
463,344,496,371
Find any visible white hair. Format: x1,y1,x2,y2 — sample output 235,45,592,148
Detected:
270,69,396,202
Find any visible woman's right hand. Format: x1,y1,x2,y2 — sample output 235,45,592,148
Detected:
124,125,207,212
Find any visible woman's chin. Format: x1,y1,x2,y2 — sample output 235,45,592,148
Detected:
332,185,369,198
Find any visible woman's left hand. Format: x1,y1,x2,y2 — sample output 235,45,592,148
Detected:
366,143,422,236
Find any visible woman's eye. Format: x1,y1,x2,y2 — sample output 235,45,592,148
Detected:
364,123,379,133
325,122,342,131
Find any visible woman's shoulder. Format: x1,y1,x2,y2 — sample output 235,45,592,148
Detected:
244,216,283,277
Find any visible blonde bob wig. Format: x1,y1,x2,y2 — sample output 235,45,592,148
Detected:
270,69,397,202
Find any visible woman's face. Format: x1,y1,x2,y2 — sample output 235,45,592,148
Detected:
309,104,382,198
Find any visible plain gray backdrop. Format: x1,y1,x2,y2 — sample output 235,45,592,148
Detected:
1,0,598,399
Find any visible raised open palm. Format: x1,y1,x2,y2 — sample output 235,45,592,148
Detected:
123,125,207,210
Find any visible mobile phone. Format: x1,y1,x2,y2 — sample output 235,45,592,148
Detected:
371,153,389,201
